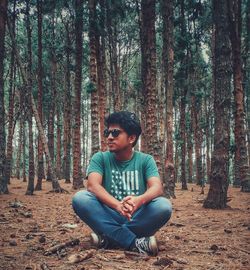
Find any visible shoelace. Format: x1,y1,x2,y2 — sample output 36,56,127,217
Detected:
135,237,150,254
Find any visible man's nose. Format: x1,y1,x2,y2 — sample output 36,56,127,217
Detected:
107,133,114,139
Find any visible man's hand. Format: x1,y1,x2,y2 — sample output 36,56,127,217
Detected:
115,201,132,220
121,195,144,216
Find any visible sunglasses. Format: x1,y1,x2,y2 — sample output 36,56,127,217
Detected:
104,129,122,138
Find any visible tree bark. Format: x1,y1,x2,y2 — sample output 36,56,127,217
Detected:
161,0,175,198
204,0,232,208
56,108,62,179
228,0,250,192
5,0,16,185
47,14,56,181
179,0,187,190
0,0,8,194
98,0,107,152
89,0,100,155
106,1,121,111
25,0,35,195
62,21,72,183
36,0,45,190
15,120,23,179
22,121,27,183
72,0,84,189
141,0,160,167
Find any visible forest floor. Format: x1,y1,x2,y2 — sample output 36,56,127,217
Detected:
0,179,249,270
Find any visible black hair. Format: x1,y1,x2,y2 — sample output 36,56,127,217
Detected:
105,111,142,147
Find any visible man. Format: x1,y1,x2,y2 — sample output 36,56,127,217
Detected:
72,111,172,255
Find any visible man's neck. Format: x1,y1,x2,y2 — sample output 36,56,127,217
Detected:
114,148,134,161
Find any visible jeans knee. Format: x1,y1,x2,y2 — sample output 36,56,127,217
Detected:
154,197,172,222
72,190,91,212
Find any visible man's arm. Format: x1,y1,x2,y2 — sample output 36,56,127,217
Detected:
87,172,132,219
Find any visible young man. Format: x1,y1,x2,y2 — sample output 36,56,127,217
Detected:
72,111,172,255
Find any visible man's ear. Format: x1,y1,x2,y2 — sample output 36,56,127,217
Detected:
129,134,136,145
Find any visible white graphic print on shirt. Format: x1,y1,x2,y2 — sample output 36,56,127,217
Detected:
111,170,140,200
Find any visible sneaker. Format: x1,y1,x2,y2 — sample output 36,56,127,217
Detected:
132,236,158,256
90,232,109,249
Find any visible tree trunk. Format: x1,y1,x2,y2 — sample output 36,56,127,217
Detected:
47,16,56,181
5,0,16,185
245,1,250,166
35,0,45,190
106,1,121,111
204,0,232,208
15,120,23,179
22,121,27,183
25,0,35,195
193,94,203,186
228,0,250,192
56,109,62,179
0,0,8,194
179,0,188,190
63,21,71,183
98,0,107,152
141,0,160,167
89,0,100,155
161,0,175,198
72,0,84,189
205,98,211,181
180,93,187,190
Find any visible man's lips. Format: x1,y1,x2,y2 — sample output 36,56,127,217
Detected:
108,143,115,146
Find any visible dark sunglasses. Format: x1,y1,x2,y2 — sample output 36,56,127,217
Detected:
104,129,122,138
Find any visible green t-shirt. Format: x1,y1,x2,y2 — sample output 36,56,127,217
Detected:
87,151,160,201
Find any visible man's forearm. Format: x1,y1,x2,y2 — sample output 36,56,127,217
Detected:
87,184,120,210
139,184,163,205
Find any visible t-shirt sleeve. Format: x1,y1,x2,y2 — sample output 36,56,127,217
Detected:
144,155,160,180
86,152,104,176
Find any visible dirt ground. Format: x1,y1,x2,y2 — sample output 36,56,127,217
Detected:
0,179,249,270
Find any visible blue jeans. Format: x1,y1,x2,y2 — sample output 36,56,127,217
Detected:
72,190,172,249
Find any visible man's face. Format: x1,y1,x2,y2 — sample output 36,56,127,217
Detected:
105,124,135,152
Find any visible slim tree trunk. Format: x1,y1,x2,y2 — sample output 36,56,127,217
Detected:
179,0,188,190
5,0,16,185
204,0,232,208
98,0,107,151
106,1,121,111
22,121,27,182
56,108,62,179
89,0,100,155
47,14,56,181
205,98,211,181
0,0,8,194
15,120,23,179
72,0,84,189
228,0,250,191
161,0,175,198
63,21,71,183
25,0,35,195
36,0,45,190
180,93,187,190
193,94,203,186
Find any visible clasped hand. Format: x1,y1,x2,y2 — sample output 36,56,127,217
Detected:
117,195,142,220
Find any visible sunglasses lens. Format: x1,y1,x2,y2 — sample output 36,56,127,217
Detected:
104,129,121,138
104,129,109,137
112,129,121,137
